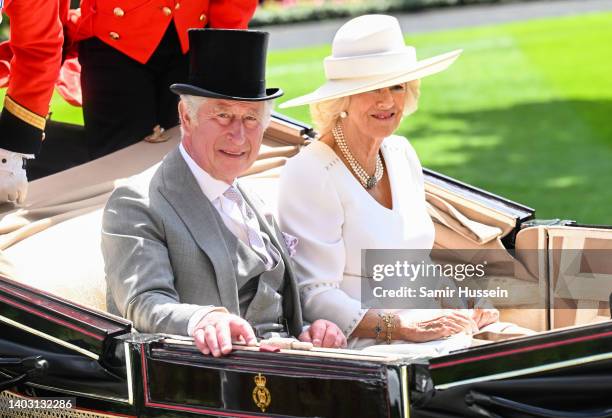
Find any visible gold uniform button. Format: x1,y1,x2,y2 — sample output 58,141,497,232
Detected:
174,3,180,10
199,13,207,22
109,31,120,40
162,6,172,16
113,7,124,17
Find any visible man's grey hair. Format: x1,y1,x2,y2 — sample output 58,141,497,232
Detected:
180,95,274,129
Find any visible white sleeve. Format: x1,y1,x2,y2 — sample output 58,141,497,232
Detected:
278,154,367,337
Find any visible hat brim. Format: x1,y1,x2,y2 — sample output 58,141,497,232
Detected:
170,84,284,101
279,49,461,108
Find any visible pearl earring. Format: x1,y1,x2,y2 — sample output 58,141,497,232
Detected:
339,111,348,119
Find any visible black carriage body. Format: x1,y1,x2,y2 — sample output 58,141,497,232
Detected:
3,275,612,417
411,321,612,417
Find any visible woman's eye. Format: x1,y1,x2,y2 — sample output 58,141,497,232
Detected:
218,113,231,118
390,84,406,92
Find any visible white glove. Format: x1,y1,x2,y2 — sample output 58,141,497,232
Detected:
0,148,33,204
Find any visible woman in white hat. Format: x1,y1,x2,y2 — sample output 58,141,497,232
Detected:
278,15,498,351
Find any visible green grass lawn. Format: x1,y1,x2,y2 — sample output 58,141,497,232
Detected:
3,12,611,223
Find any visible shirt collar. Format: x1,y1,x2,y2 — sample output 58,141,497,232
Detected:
179,143,236,202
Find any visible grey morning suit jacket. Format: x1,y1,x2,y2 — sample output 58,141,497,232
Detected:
101,148,303,337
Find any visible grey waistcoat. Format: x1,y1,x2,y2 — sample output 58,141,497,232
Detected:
217,216,287,335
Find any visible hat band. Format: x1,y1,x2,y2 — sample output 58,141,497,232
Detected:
323,47,416,80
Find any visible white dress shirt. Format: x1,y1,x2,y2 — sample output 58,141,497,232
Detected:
179,143,251,245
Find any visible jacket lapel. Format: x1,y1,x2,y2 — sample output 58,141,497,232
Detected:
158,148,240,314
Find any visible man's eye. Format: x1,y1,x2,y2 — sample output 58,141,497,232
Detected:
390,84,406,92
217,112,232,119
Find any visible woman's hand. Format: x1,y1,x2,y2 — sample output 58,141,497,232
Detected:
471,308,499,329
398,311,479,343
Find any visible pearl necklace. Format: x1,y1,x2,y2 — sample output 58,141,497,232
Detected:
331,123,383,190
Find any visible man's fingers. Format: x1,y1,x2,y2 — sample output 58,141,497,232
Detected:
195,313,257,357
216,322,233,355
193,328,210,355
204,324,221,357
230,318,257,346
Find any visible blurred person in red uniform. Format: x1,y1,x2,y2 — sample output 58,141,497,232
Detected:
0,0,68,204
72,0,258,160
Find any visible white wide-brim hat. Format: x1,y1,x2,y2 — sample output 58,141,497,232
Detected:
280,14,462,108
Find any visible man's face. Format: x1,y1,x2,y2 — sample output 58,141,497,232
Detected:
180,98,267,183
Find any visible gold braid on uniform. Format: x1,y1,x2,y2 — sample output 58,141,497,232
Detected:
4,96,46,131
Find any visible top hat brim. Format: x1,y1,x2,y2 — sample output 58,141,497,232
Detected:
280,49,461,108
170,84,284,102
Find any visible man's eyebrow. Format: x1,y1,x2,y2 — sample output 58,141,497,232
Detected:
211,104,262,116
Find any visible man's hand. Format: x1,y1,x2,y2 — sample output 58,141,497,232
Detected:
193,311,257,357
299,319,347,348
0,148,30,204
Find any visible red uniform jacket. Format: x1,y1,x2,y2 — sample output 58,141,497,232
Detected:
0,0,68,154
69,0,258,64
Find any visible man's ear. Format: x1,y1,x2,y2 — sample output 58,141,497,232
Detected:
178,100,192,131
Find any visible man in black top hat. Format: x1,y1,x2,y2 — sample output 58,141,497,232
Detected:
101,29,347,357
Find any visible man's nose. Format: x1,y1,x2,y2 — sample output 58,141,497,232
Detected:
227,118,246,144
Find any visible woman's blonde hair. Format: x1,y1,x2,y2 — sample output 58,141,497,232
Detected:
310,80,421,136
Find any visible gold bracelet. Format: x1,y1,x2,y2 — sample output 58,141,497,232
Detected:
378,313,396,344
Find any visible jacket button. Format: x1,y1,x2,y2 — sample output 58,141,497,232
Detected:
175,3,180,9
162,6,172,16
113,7,124,17
199,13,207,22
109,31,120,40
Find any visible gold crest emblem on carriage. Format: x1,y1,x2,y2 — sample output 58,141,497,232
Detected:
252,373,271,412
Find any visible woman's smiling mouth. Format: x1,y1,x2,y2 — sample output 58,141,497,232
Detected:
371,112,395,120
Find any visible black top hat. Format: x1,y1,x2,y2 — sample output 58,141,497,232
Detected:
170,29,283,101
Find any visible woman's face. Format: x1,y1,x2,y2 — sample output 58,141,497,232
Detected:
345,84,407,140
